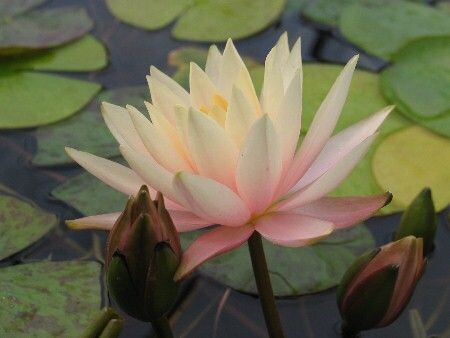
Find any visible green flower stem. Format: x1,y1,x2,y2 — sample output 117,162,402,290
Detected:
247,232,285,338
152,316,174,338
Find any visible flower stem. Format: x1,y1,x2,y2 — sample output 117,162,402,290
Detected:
151,316,173,338
247,232,285,338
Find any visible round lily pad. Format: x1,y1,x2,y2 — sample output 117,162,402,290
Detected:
2,35,108,72
0,5,93,55
380,36,450,135
33,87,148,166
0,261,101,337
52,170,127,216
0,71,100,129
339,0,450,60
372,126,450,211
0,190,58,261
106,0,285,42
181,225,375,296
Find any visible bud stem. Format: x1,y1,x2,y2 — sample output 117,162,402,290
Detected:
152,316,173,338
247,232,285,338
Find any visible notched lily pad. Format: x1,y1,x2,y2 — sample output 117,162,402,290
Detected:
372,126,450,211
381,36,450,135
0,5,94,55
51,170,127,216
0,261,101,337
181,225,375,296
33,87,148,166
339,0,450,59
0,189,58,260
106,0,285,42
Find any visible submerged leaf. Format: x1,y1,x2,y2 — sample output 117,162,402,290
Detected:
33,87,147,166
0,5,93,55
339,0,450,59
0,189,58,260
372,126,450,211
0,261,101,337
181,225,375,296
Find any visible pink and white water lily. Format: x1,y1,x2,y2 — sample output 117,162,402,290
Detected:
66,33,392,280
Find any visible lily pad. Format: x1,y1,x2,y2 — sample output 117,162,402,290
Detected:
106,0,285,42
2,35,108,72
372,126,450,211
0,71,100,129
380,37,450,135
33,87,148,166
0,261,101,337
181,225,375,296
0,5,94,55
339,0,450,59
0,190,58,260
51,170,127,216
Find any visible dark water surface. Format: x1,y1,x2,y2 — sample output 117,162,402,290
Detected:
0,1,449,337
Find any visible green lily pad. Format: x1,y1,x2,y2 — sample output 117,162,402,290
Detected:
380,37,450,135
33,87,148,166
0,189,58,260
0,0,46,18
0,5,94,55
106,0,285,42
2,35,108,72
339,0,450,60
372,126,450,212
52,170,127,216
0,71,100,129
0,261,101,337
181,224,375,296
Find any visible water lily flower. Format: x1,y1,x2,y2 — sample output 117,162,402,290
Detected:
66,33,393,281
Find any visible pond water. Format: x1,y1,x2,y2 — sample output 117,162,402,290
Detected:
0,1,448,337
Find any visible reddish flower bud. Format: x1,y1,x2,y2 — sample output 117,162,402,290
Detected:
337,236,425,334
106,185,182,322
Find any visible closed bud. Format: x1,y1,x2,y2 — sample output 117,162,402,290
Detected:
80,307,123,338
106,185,182,322
394,188,437,256
337,236,425,334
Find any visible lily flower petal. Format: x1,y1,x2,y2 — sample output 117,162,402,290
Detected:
175,224,254,280
190,62,218,109
255,213,334,247
65,147,147,196
292,193,392,229
236,115,282,214
149,65,190,103
172,172,250,226
205,45,222,86
280,55,359,194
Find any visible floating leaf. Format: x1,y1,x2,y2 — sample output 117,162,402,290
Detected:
0,190,58,260
339,0,450,59
106,0,285,42
0,5,93,55
372,126,450,211
0,71,100,129
0,0,46,18
380,37,450,135
33,87,148,166
2,35,108,72
181,225,374,296
0,261,101,336
52,170,127,216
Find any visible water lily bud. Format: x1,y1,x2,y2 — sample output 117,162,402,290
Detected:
337,236,425,334
395,188,437,256
80,307,123,338
106,186,182,322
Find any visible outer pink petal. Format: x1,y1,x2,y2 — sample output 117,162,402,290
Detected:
66,213,120,230
292,193,392,229
255,213,334,247
175,224,254,280
279,56,359,194
292,106,393,191
169,210,212,232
